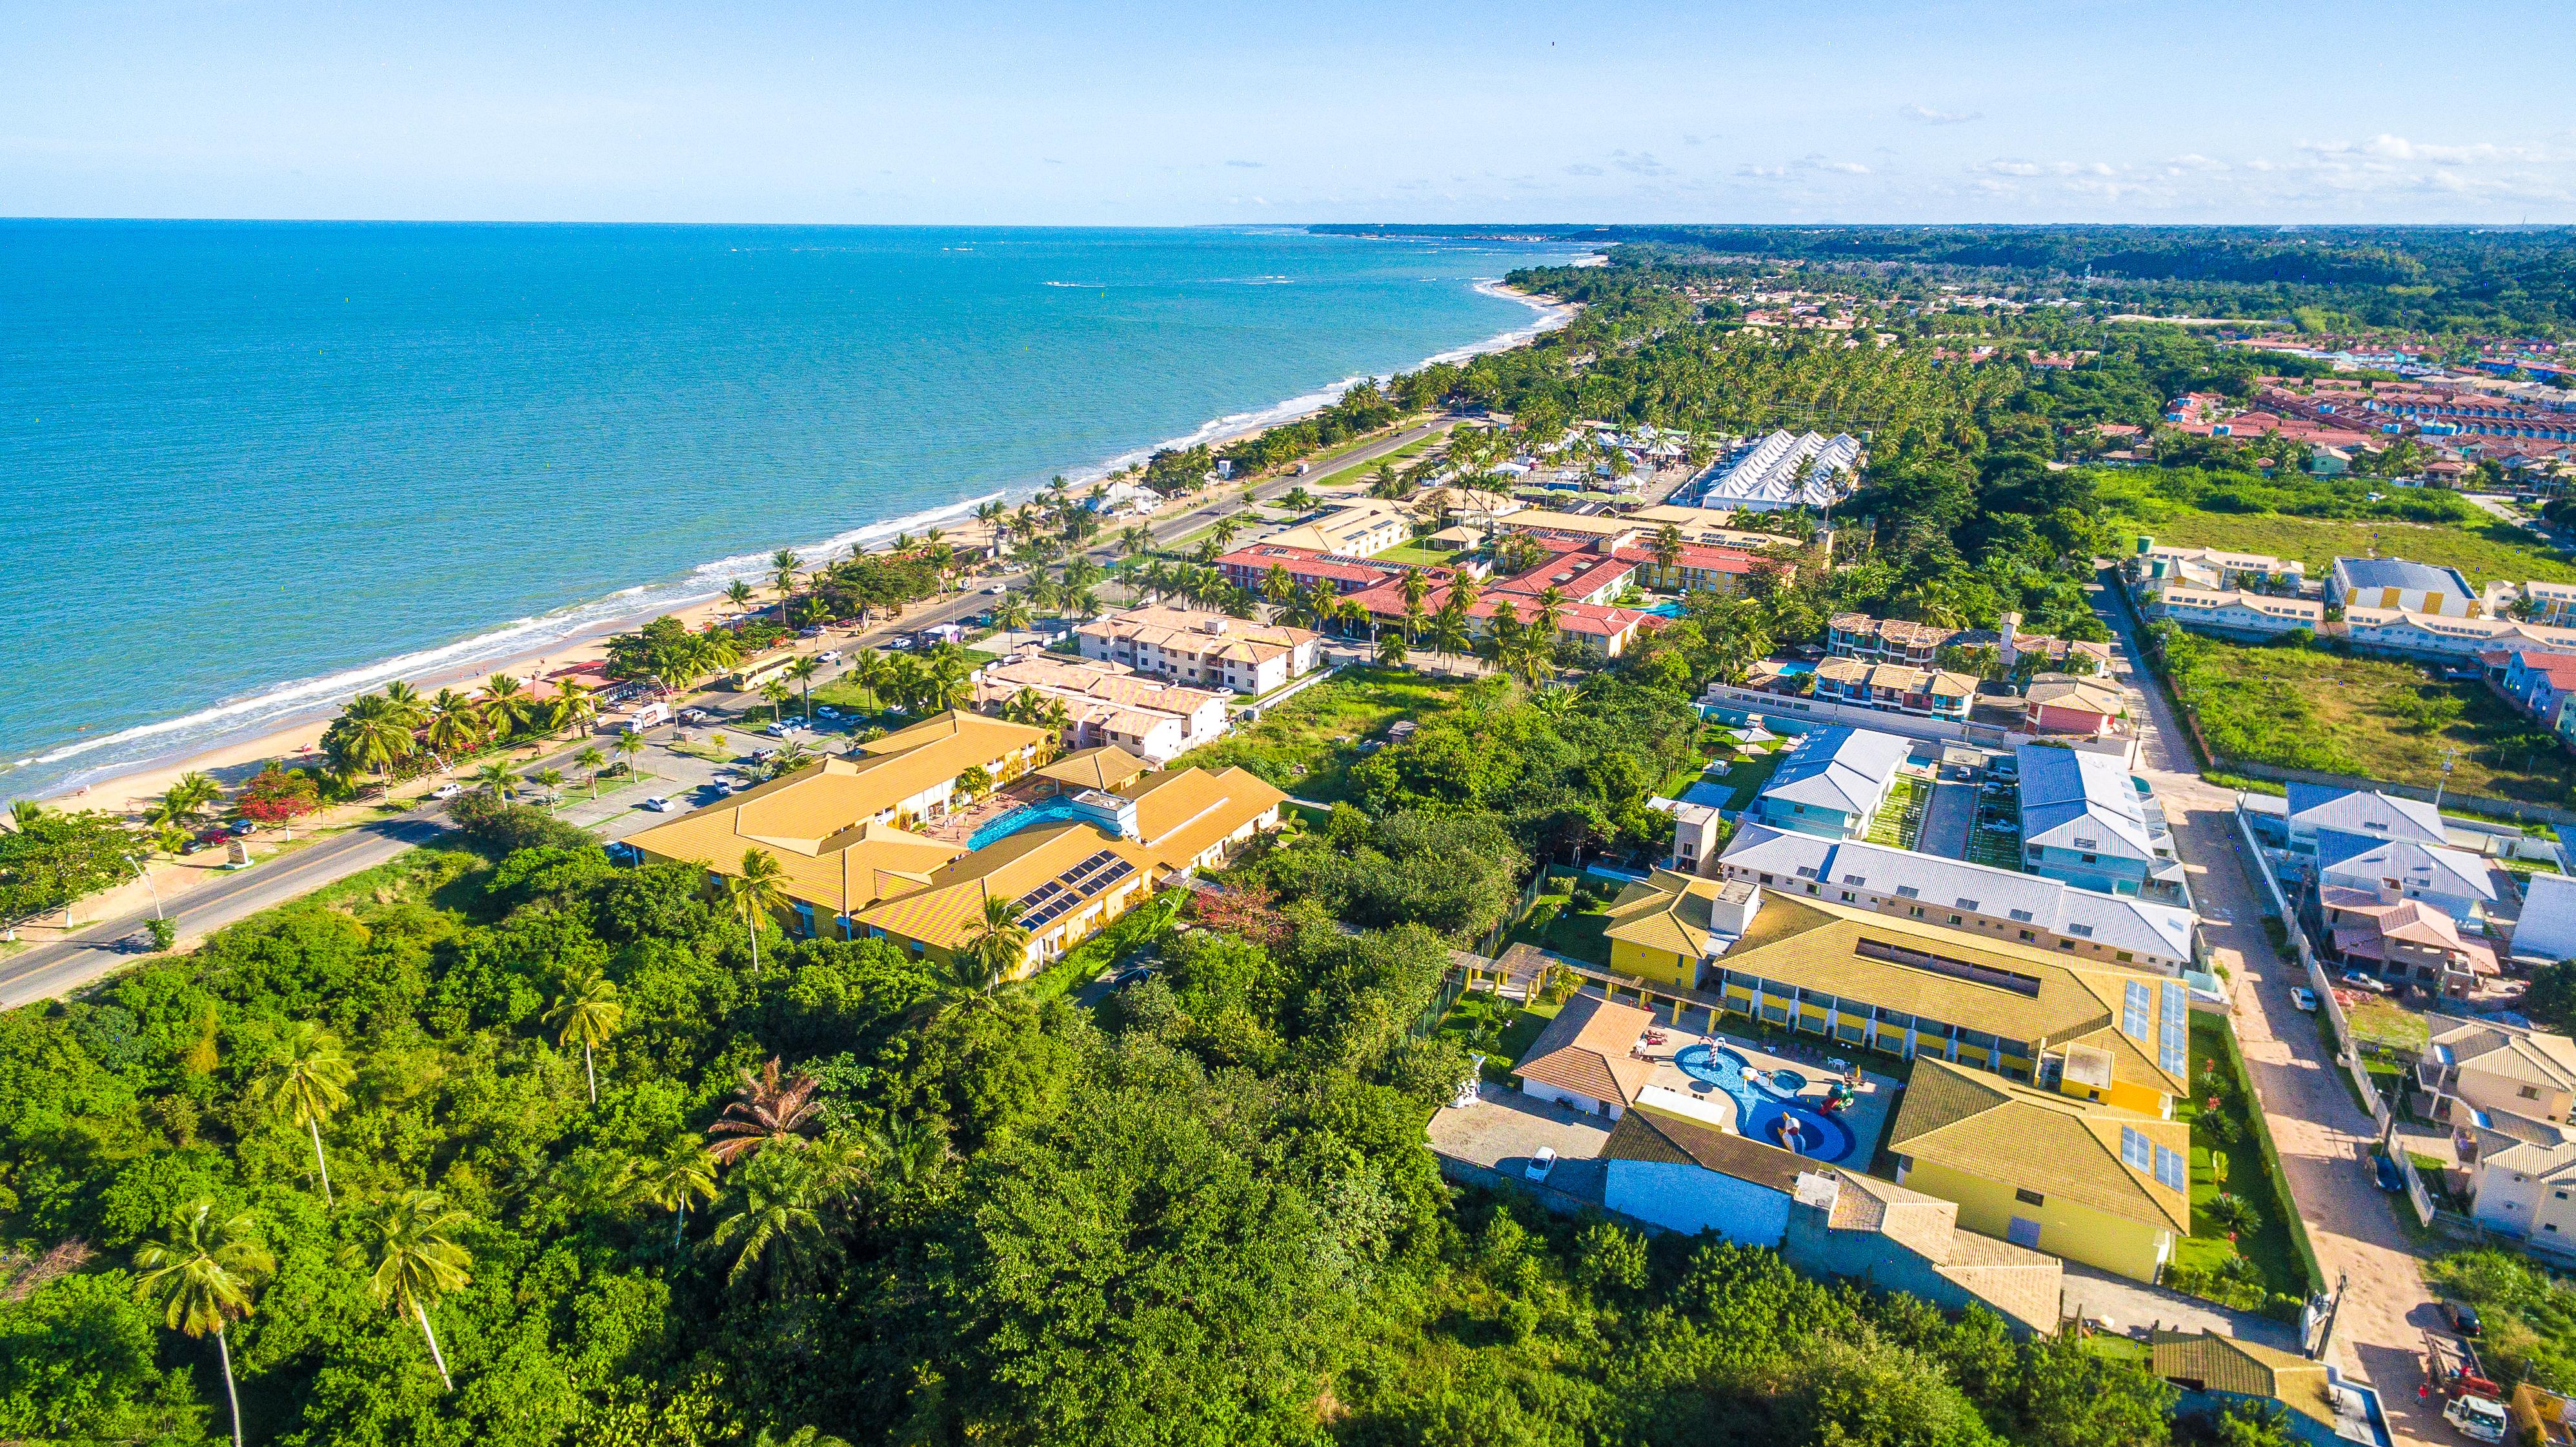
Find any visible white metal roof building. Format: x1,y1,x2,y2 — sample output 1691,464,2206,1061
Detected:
1714,825,2199,974
1692,430,1861,512
2283,784,2446,853
1750,726,1917,839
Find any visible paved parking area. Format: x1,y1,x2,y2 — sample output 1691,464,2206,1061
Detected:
1427,1082,1615,1200
1917,778,1977,860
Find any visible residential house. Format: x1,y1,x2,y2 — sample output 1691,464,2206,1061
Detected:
2524,581,2576,627
1605,884,2189,1109
971,653,1229,764
2320,890,2497,996
1712,826,2199,975
1749,725,1917,839
2510,872,2576,967
1829,613,1960,667
2502,649,2576,723
2022,675,2128,737
2331,557,2480,618
1263,498,1415,556
2015,745,2188,905
1076,605,1321,695
2138,544,2306,593
2313,829,2504,926
2419,1015,2576,1139
1811,659,1978,722
1889,1055,2188,1282
1508,991,1658,1119
2149,1330,2390,1447
2149,586,2324,640
1602,1109,2063,1335
1826,611,2109,677
2282,784,2445,858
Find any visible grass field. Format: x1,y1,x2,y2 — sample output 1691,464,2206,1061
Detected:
1174,666,1470,802
2173,1017,2311,1305
2345,996,2433,1054
1369,542,1453,568
2166,634,2576,804
1503,891,1614,968
2122,507,2576,586
1313,433,1438,491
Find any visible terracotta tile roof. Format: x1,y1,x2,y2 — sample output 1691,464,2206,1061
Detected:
1034,745,1152,792
1511,992,1658,1108
2149,1331,2340,1430
1602,1104,1810,1192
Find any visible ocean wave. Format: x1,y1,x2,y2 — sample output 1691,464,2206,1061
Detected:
10,491,1000,799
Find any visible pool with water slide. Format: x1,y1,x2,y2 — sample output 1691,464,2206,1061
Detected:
1671,1043,1857,1162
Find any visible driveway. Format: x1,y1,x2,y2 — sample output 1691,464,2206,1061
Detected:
2060,1261,2299,1350
1917,778,1977,860
1427,1081,1616,1195
2091,571,2446,1445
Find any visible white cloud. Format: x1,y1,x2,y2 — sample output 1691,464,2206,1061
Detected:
1562,162,1605,177
1980,159,2042,177
1902,104,1982,125
1613,150,1673,177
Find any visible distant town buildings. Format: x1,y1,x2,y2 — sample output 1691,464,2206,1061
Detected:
971,652,1229,764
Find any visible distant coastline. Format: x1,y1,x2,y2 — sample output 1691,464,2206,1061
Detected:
14,256,1579,808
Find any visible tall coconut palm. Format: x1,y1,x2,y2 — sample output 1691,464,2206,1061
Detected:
132,1201,273,1447
576,745,609,799
627,1135,718,1249
786,656,820,720
532,767,567,811
1376,630,1409,668
1209,516,1242,552
328,692,418,776
1116,524,1153,560
471,762,518,798
707,1146,838,1297
989,596,1032,634
547,680,600,739
545,965,623,1104
424,689,483,765
771,549,802,620
960,892,1029,992
343,1191,472,1392
725,580,756,615
708,1057,822,1165
475,674,539,740
725,849,790,975
264,1022,354,1204
156,772,223,828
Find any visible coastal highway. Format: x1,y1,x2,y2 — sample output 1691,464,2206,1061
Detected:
0,805,454,1009
0,417,1454,1008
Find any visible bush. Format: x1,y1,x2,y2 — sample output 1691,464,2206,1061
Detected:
445,790,595,855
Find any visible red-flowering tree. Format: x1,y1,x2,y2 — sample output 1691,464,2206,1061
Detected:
234,766,321,825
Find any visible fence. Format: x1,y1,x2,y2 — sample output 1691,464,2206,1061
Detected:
2213,757,2576,828
2231,796,2393,1135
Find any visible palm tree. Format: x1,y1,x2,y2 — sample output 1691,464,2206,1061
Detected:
1376,630,1409,668
475,674,539,740
327,692,418,775
343,1191,472,1392
471,762,518,798
725,580,756,615
1280,485,1316,513
627,1135,717,1250
1209,516,1243,552
545,965,624,1104
1117,524,1153,560
960,892,1030,991
759,679,793,725
1653,522,1686,589
708,1058,822,1165
708,1148,836,1296
576,745,609,799
772,549,803,620
611,730,647,784
264,1022,353,1204
547,680,600,739
532,767,567,811
425,689,483,765
132,1202,272,1447
990,595,1032,634
156,772,223,828
786,656,821,720
726,849,790,975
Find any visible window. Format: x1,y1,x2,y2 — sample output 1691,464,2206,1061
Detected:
2015,1188,2047,1207
2118,951,2135,962
2068,923,2094,938
1949,915,1964,926
2074,837,2099,849
1843,873,1867,885
2059,940,2075,950
1842,891,1858,903
1895,885,1920,900
1957,899,1980,912
2082,853,2100,864
2522,1086,2543,1100
2120,1128,2152,1170
2018,929,2036,942
1759,873,1774,884
2154,1145,2187,1191
2008,908,2035,923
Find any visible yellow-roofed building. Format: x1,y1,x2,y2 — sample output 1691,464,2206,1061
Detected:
1890,1055,2189,1280
1602,879,2187,1116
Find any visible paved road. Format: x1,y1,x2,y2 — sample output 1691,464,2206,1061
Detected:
0,807,452,1008
2089,569,2444,1443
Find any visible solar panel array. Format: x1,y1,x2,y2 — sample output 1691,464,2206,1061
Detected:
2158,980,2188,1078
2122,980,2150,1040
1014,849,1136,931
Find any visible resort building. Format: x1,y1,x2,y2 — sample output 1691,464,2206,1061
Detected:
1888,1055,2189,1281
1810,659,1977,722
1214,542,1414,596
2137,543,2306,593
851,763,1287,974
971,653,1229,764
1600,883,2189,1109
2283,784,2446,856
2015,744,2187,905
2022,675,2128,738
1029,744,1154,796
1338,551,1655,658
1711,826,2200,975
2524,580,2576,628
1076,605,1321,695
2331,556,2480,618
1263,498,1415,556
1602,1109,2062,1336
1748,725,1917,840
1826,612,2111,677
1509,991,1658,1120
2149,586,2325,640
1496,504,1790,554
2341,605,2576,662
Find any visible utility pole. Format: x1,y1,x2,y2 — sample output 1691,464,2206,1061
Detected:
2431,748,2459,811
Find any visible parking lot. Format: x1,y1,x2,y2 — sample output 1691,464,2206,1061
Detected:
1425,1081,1617,1203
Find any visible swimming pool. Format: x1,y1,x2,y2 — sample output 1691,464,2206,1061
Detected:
965,798,1091,850
1671,1044,1857,1162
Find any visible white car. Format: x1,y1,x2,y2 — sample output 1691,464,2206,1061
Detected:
429,782,465,800
643,796,674,813
1525,1146,1558,1183
2290,986,2317,1013
2446,1394,2508,1444
678,707,709,724
817,650,843,664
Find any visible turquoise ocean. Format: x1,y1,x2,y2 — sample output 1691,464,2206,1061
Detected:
0,223,1585,802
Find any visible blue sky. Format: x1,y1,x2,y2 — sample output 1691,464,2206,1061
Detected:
5,0,2571,224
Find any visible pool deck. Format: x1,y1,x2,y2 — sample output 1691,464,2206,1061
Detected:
1630,1024,1899,1168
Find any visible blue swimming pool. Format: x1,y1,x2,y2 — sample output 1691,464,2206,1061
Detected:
966,798,1091,850
1672,1044,1857,1162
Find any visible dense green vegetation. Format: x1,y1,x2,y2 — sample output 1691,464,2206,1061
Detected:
2431,1250,2576,1395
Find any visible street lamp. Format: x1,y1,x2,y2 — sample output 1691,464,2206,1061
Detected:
2431,748,2458,811
124,853,164,921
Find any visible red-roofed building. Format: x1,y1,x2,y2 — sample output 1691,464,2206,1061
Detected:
1214,544,1425,595
1491,549,1636,606
2502,649,2576,723
1612,541,1771,595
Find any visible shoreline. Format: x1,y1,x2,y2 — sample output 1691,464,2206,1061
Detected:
20,276,1578,816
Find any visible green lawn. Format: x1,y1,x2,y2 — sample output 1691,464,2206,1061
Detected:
1313,433,1438,491
1866,775,1926,848
1502,889,1616,969
1702,749,1787,811
2169,1017,2312,1310
1434,991,1563,1082
1369,543,1454,568
1174,666,1471,802
2345,996,2432,1054
2164,634,2576,805
2122,507,2576,586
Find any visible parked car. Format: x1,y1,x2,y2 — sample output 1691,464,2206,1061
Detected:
643,796,674,813
226,819,258,836
815,705,841,720
2446,1300,2485,1339
678,707,710,724
177,836,210,855
798,627,825,638
765,721,795,737
2445,1393,2508,1444
2339,971,2390,995
1525,1147,1558,1184
430,782,466,800
2290,986,2317,1013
